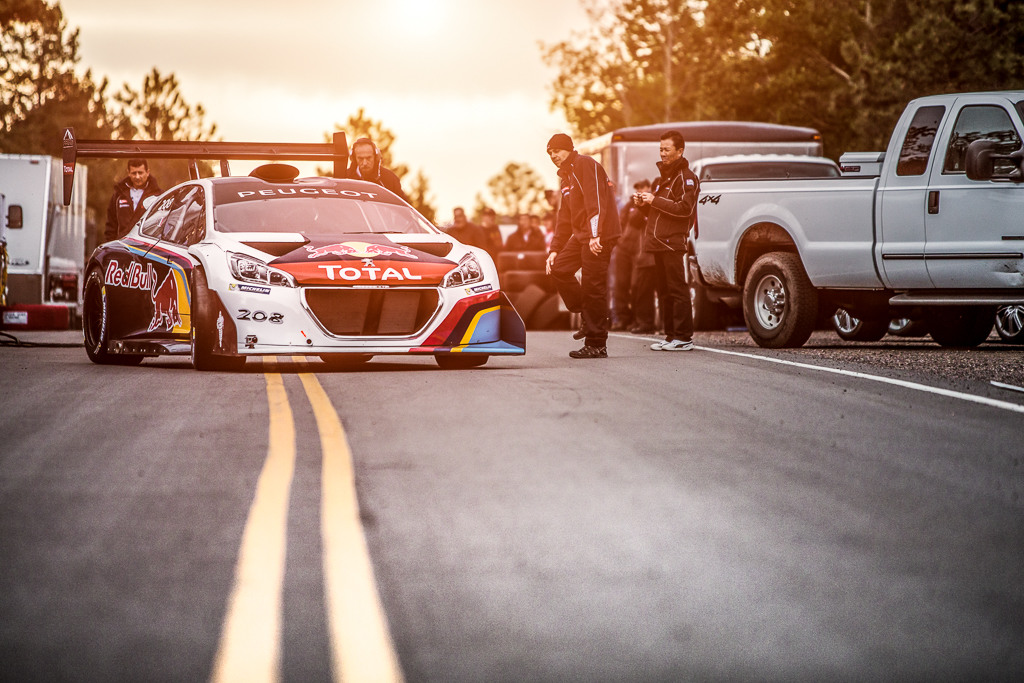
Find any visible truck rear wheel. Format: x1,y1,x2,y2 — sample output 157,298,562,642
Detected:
927,306,995,348
743,252,818,348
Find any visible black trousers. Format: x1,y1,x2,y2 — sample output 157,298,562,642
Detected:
551,234,613,346
653,250,693,342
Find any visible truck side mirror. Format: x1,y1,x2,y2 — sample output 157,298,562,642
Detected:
965,139,1024,182
7,204,22,229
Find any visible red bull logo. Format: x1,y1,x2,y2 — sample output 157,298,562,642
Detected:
149,272,182,332
304,241,417,260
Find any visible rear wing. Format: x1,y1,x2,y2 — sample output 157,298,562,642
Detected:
60,127,349,205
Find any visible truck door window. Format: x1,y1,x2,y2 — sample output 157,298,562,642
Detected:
896,105,945,176
943,105,1021,175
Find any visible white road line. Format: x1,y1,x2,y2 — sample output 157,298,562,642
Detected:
617,334,1024,415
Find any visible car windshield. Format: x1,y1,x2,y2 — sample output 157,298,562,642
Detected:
213,196,437,235
700,162,839,180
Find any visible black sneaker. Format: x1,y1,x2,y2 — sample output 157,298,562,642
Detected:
569,345,607,359
572,321,587,340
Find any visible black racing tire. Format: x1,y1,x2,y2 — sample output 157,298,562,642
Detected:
82,268,144,366
831,308,889,342
927,306,996,348
436,354,488,369
888,317,930,337
994,305,1024,344
742,252,818,348
319,354,373,369
191,269,247,371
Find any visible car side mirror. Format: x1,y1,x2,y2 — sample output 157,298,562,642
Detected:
966,139,1024,182
7,204,23,229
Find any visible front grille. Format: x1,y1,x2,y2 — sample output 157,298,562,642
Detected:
304,287,440,337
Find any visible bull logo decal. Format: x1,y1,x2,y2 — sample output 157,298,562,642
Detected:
304,241,417,260
149,272,182,332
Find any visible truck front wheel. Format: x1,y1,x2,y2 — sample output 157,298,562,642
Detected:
743,252,818,348
927,306,995,348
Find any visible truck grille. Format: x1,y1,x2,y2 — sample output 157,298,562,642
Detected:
304,288,440,337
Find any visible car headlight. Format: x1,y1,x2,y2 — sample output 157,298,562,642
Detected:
442,253,484,288
228,252,296,288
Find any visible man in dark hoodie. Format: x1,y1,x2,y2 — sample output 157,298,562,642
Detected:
633,130,700,351
346,137,408,202
104,159,162,242
544,133,620,359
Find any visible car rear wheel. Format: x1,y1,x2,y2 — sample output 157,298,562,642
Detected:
83,268,144,366
436,354,488,369
831,308,889,342
995,305,1024,344
191,269,246,371
742,252,818,348
888,317,930,337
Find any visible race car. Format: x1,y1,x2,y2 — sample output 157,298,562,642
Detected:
66,133,525,370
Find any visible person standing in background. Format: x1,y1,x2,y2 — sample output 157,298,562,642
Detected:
544,133,620,359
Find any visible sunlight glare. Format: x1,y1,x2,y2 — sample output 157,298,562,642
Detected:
391,0,448,38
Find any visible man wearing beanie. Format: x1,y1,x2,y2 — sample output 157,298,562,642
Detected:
544,132,621,359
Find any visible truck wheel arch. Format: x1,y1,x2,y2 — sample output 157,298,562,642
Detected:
735,222,798,288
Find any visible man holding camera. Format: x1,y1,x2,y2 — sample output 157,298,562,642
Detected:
633,130,700,351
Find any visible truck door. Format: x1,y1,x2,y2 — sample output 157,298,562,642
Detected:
877,105,946,289
924,102,1024,288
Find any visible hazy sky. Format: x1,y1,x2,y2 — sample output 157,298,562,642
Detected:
58,0,591,221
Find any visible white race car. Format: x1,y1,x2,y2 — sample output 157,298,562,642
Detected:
67,133,525,370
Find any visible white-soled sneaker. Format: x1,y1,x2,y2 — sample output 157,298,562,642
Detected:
650,341,666,350
661,339,694,351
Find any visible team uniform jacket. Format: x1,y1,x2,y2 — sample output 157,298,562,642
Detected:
642,156,699,253
104,176,163,242
550,150,621,253
346,159,407,202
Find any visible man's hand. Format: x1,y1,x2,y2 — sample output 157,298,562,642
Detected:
546,251,557,275
589,237,602,255
638,191,655,206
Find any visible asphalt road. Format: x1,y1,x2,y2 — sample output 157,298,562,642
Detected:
1,329,1022,682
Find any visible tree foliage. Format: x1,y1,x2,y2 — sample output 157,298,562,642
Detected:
544,0,1024,157
478,162,550,218
0,1,222,251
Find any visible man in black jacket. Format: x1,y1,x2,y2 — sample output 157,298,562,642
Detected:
346,137,408,202
104,159,162,242
544,133,620,359
634,130,700,351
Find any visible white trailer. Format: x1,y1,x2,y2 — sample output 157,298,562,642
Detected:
577,121,823,206
0,154,87,329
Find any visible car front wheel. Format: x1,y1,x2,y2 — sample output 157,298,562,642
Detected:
191,269,246,371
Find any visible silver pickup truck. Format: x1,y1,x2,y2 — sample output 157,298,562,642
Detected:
692,91,1024,348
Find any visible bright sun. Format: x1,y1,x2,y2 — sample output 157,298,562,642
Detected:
392,0,447,38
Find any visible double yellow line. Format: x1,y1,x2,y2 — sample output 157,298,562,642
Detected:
211,357,403,683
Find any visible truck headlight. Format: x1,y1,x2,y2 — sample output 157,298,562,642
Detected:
228,252,296,288
442,253,484,288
